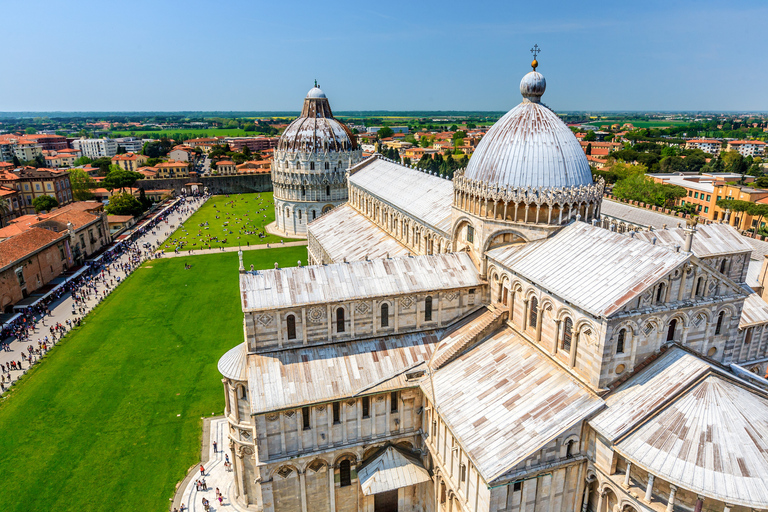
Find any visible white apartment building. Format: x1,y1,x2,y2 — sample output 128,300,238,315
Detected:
72,138,118,158
114,137,147,154
728,140,766,157
685,138,722,155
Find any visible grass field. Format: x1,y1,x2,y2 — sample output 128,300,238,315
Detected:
163,192,299,252
586,119,691,128
109,128,256,138
0,247,307,512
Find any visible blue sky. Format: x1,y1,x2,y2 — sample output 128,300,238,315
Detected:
1,0,766,112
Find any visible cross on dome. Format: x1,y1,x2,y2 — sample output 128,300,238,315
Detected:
530,44,541,70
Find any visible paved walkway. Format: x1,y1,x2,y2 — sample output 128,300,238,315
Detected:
158,240,308,259
175,418,244,512
0,195,209,393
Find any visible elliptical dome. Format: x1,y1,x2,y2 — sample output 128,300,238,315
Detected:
464,69,592,191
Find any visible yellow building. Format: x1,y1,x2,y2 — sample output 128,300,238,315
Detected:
111,153,149,172
154,160,190,179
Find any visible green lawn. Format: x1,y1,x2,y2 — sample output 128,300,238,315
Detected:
586,119,691,128
163,192,299,252
0,247,307,512
109,128,258,138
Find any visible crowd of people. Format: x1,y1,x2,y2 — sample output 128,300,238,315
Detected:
0,193,209,393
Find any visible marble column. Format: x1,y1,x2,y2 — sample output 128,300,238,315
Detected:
581,481,591,512
622,462,632,488
666,485,677,512
596,491,606,512
644,474,654,503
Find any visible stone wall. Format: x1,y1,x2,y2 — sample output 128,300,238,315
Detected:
136,173,272,195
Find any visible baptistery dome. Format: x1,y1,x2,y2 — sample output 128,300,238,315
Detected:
277,86,358,153
463,70,592,190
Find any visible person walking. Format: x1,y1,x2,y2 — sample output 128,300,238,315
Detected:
200,464,205,476
212,440,217,453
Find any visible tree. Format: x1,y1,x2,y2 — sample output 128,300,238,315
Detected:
32,195,58,213
585,143,592,156
24,127,37,134
612,174,685,208
105,192,143,217
583,130,597,142
74,156,93,166
452,131,467,141
91,157,113,176
116,145,127,155
104,168,143,192
69,168,96,201
748,203,768,233
377,127,394,139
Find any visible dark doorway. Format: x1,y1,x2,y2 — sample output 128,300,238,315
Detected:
374,490,398,512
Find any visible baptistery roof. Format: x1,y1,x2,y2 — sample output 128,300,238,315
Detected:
277,84,358,153
464,69,592,191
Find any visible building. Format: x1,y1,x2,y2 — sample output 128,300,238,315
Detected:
0,134,43,162
218,66,768,512
0,186,23,226
727,140,766,158
71,138,118,158
271,84,363,236
26,134,68,151
111,153,149,172
0,228,73,312
215,160,237,175
712,182,768,229
186,137,224,153
236,160,271,173
0,201,110,264
169,146,197,163
113,137,146,154
579,140,621,157
0,167,73,214
107,214,135,235
154,160,190,179
225,137,280,153
44,153,78,169
685,138,722,155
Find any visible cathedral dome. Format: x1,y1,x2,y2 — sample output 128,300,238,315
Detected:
463,69,592,191
277,84,358,153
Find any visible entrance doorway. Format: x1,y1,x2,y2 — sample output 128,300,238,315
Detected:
374,490,398,512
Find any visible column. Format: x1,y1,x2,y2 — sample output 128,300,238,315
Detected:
666,485,677,512
622,461,632,488
299,469,308,512
329,466,336,512
694,497,704,512
644,473,654,503
596,491,606,512
581,481,591,512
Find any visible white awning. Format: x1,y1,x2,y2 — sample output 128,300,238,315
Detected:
357,446,431,496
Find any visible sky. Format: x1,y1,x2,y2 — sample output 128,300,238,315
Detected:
1,0,766,112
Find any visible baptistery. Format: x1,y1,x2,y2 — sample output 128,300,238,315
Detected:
272,84,363,236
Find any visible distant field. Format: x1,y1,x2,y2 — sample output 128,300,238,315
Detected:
109,128,255,138
586,119,691,128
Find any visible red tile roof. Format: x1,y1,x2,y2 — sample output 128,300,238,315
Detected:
0,227,66,270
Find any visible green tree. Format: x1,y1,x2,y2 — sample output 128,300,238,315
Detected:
74,156,93,166
104,169,143,192
377,127,394,139
612,174,685,208
585,143,592,156
32,195,58,213
91,157,113,176
105,192,143,217
69,168,96,201
116,145,127,155
24,127,37,134
583,130,597,142
452,131,467,141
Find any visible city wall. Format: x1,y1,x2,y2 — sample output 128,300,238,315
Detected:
136,174,272,195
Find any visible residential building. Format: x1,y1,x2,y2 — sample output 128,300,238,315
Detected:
25,134,68,151
712,182,768,230
0,228,73,312
0,186,23,226
169,146,197,162
154,160,190,179
685,138,722,155
113,137,146,154
107,215,135,235
44,153,77,169
727,140,766,157
236,160,271,173
111,153,149,172
185,137,224,153
225,137,280,152
71,138,118,158
0,167,73,213
0,134,43,162
579,140,621,157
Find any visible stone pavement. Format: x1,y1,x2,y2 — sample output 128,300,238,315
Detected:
158,240,308,259
0,195,209,393
175,418,244,512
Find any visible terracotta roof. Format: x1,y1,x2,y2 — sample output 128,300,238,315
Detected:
0,227,66,270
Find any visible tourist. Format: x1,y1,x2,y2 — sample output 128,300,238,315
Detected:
213,440,217,453
200,464,205,476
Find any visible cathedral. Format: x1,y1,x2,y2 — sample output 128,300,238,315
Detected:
217,61,768,512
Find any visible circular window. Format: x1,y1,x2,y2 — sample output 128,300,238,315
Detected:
707,347,717,357
615,364,626,375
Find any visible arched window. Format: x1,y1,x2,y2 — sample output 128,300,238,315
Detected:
695,277,704,297
286,314,296,340
336,307,345,333
745,327,754,344
617,328,626,354
310,162,315,170
720,259,727,273
562,317,573,352
326,185,331,197
667,319,677,342
295,161,300,169
339,460,351,487
715,311,725,335
325,162,329,170
312,210,316,220
529,297,538,328
301,186,305,196
381,303,389,327
239,386,247,400
298,210,302,221
565,440,576,458
656,282,666,303
424,296,433,321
